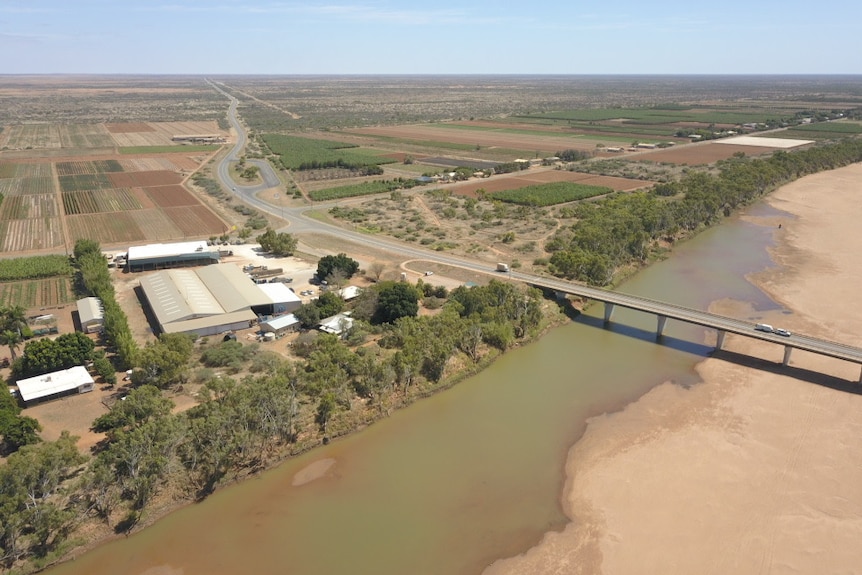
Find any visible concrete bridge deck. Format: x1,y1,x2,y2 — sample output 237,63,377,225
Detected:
520,274,862,379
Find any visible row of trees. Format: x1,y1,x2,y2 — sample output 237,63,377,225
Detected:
546,139,862,285
73,240,138,369
0,277,549,570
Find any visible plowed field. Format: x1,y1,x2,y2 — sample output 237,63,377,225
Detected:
451,169,651,197
0,218,64,251
163,205,226,236
109,170,182,187
351,124,603,153
635,143,779,165
144,185,198,207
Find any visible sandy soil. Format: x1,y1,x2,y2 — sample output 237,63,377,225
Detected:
485,163,862,574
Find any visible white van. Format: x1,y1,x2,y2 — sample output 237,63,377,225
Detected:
754,323,774,333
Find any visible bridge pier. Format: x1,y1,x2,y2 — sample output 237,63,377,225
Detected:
783,346,793,367
603,302,615,323
716,329,726,350
656,315,668,338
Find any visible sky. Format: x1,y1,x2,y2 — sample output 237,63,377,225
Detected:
2,0,861,75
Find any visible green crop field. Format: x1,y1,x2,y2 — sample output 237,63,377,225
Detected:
0,164,17,179
58,173,114,192
308,179,424,201
0,277,74,308
262,134,395,170
0,254,72,281
491,182,613,207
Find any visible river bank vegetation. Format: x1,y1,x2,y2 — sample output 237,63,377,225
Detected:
0,272,554,573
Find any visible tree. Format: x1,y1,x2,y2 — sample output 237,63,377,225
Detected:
372,282,419,325
367,262,386,282
257,227,297,257
0,305,26,361
132,333,194,389
316,253,359,281
92,385,174,434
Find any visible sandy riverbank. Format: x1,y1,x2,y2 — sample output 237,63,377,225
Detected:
485,163,862,574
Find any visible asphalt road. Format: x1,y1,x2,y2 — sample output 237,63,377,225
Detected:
206,82,862,370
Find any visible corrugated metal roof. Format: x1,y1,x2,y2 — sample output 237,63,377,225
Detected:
140,271,197,326
17,365,95,402
261,313,299,331
167,269,223,316
257,282,301,305
76,297,103,324
127,241,211,262
197,264,271,311
161,309,256,334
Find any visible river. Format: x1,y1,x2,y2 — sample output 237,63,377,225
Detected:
45,204,784,575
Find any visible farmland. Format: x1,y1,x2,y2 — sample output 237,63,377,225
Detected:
491,182,614,207
0,146,227,252
261,134,397,170
0,277,74,308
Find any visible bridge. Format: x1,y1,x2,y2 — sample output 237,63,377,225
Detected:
520,274,862,382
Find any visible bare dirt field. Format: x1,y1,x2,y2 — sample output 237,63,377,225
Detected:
636,142,779,165
450,168,651,197
349,124,604,153
109,170,183,187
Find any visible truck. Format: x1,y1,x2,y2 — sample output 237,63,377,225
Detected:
496,263,509,272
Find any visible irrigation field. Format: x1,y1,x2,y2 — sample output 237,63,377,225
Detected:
0,150,227,252
0,277,75,309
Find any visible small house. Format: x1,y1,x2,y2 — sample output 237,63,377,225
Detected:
16,365,95,406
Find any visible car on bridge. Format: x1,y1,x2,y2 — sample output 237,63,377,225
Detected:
775,328,792,337
755,323,774,333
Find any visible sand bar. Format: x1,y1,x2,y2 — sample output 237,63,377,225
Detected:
486,163,862,574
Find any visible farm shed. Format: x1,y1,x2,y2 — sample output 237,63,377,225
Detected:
126,240,220,272
318,312,354,336
256,283,302,315
76,296,104,333
17,365,95,405
138,264,298,337
260,314,300,336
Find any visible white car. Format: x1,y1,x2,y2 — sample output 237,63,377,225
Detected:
775,328,792,337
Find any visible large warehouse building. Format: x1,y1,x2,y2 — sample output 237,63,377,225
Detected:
139,264,301,337
126,240,220,272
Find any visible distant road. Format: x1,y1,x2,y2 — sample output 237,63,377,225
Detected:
203,82,862,377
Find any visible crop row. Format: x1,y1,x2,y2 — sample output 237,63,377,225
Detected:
58,125,115,149
491,182,613,207
56,159,124,176
0,277,74,309
0,254,72,281
0,194,59,220
58,173,114,192
262,134,395,170
62,188,142,215
308,178,424,201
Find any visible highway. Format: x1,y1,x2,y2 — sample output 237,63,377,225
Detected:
205,82,862,375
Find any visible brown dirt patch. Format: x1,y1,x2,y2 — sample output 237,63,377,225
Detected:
163,205,228,236
105,123,155,133
636,143,778,165
144,185,199,207
350,124,601,153
109,170,183,188
450,169,650,197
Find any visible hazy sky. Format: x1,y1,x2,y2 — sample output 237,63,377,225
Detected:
3,0,861,75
